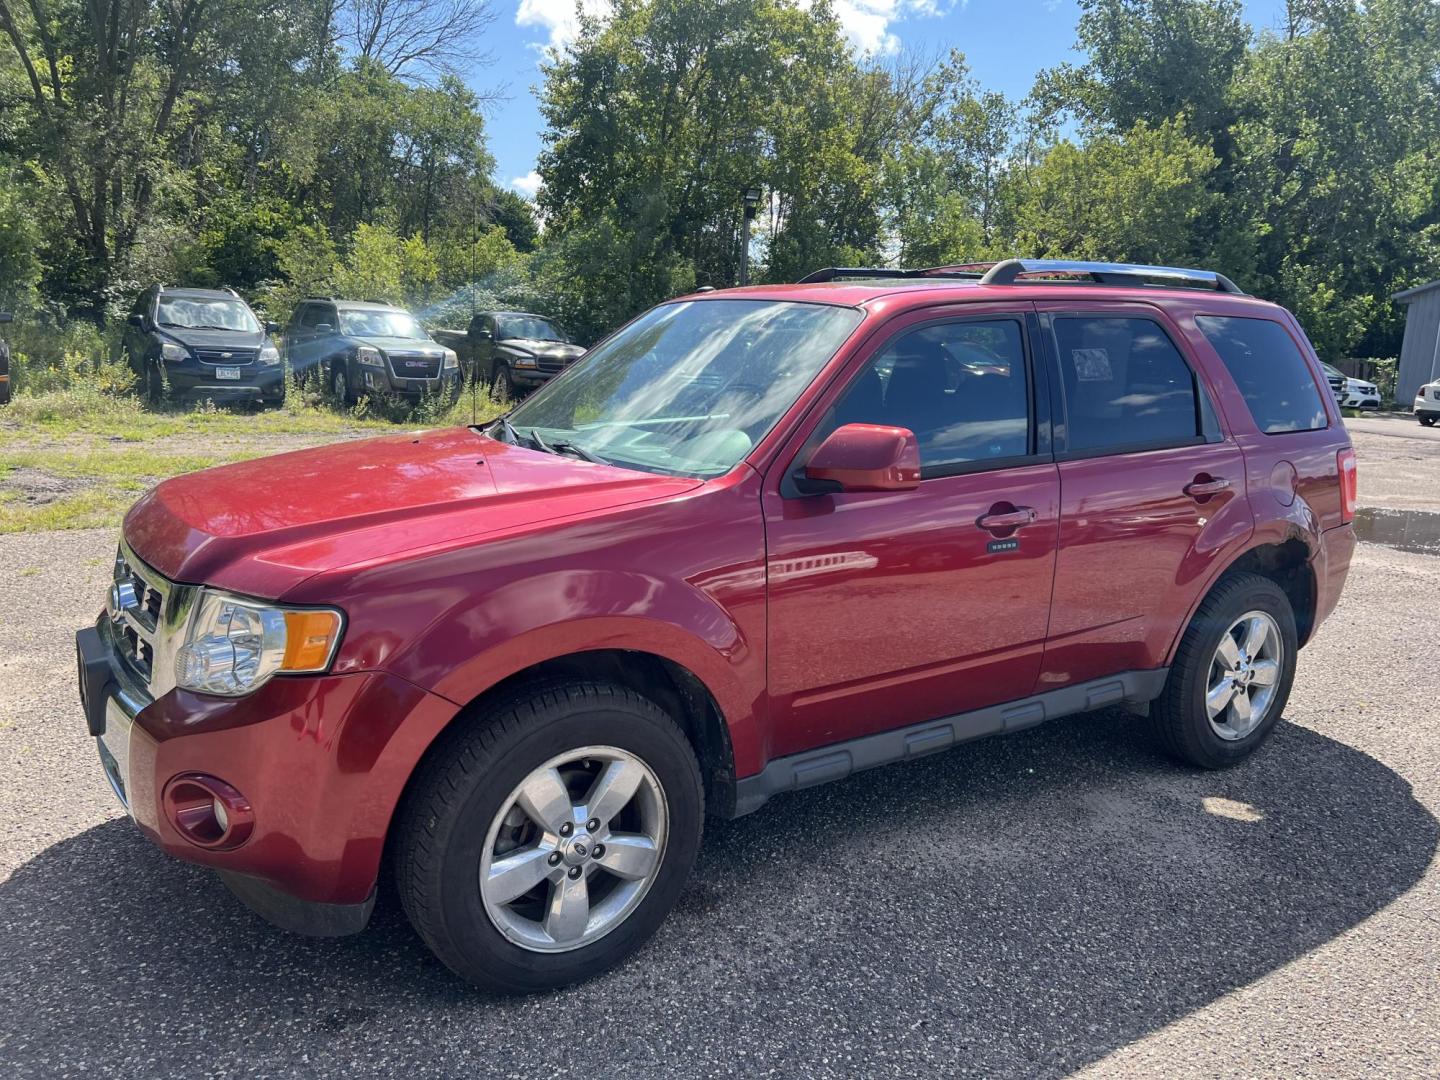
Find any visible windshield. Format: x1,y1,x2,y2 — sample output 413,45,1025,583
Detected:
157,296,259,333
499,315,568,342
504,299,863,477
1322,362,1344,378
340,309,429,340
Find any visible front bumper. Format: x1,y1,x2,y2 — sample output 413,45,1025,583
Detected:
75,617,457,933
359,366,460,398
166,365,284,402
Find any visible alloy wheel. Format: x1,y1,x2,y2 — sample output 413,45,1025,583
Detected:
478,746,668,953
1205,610,1283,741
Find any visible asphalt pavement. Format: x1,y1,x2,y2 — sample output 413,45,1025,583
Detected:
1,416,1437,1078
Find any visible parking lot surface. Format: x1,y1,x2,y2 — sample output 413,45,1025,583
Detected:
1,416,1437,1078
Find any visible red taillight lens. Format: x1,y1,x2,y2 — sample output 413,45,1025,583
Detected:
1338,447,1357,523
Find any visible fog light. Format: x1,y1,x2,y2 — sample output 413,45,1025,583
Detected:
163,773,253,850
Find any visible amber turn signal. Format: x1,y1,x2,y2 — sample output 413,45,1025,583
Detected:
281,609,344,672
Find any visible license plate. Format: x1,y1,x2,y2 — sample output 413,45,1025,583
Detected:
215,367,241,380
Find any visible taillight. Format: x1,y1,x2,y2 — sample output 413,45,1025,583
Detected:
1338,447,1357,523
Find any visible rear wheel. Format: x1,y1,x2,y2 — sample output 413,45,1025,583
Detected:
1150,572,1297,769
395,681,703,993
1420,415,1436,427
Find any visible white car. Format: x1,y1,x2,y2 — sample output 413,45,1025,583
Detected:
1322,363,1381,409
1416,378,1440,427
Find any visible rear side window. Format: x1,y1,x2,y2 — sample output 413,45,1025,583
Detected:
1195,316,1327,434
1052,317,1201,452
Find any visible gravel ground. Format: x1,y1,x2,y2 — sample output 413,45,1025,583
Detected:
1,417,1437,1078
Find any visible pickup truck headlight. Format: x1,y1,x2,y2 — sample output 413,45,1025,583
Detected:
174,590,344,697
160,342,188,362
442,349,459,372
511,353,538,369
258,344,281,365
357,346,384,368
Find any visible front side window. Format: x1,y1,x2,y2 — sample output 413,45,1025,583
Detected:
340,309,429,339
822,319,1031,470
1052,316,1200,452
1196,316,1327,434
506,299,863,477
156,295,260,333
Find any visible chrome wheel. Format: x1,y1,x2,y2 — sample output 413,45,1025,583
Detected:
479,746,668,953
1205,610,1283,741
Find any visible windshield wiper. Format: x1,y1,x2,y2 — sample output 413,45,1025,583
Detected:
551,440,609,465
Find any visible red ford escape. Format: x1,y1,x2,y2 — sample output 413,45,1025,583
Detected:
76,259,1358,992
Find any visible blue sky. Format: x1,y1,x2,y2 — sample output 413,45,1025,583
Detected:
478,0,1292,199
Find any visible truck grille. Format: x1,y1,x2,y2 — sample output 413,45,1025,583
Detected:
192,346,257,366
106,543,180,689
537,354,569,373
387,351,441,379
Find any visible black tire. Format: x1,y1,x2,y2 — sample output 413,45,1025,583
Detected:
1150,572,1298,769
146,361,166,406
395,680,703,993
1420,415,1436,427
331,362,353,405
489,362,514,404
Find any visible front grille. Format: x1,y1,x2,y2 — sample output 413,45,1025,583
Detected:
192,346,257,366
387,351,441,379
537,354,569,373
106,543,178,689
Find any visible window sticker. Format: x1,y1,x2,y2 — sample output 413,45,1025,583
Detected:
1072,348,1112,381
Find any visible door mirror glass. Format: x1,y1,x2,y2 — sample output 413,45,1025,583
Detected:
126,313,145,328
803,423,920,493
314,323,333,334
265,320,281,335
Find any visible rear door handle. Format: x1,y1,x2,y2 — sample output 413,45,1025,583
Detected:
977,506,1038,532
1184,476,1230,498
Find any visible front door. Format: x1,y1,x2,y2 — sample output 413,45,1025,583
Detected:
1033,303,1253,687
763,308,1061,759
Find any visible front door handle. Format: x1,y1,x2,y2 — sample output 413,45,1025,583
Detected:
977,505,1038,534
1184,476,1231,499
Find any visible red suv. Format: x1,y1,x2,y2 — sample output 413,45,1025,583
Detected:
76,259,1358,992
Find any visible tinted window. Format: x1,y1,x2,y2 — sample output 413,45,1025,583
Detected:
299,305,329,330
827,319,1031,470
1053,317,1199,452
1196,316,1327,434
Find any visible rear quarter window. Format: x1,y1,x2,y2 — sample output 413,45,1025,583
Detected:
1196,316,1327,434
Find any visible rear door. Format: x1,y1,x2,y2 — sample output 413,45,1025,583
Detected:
763,305,1061,758
1034,302,1253,687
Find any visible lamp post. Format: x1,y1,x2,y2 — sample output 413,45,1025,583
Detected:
740,185,762,286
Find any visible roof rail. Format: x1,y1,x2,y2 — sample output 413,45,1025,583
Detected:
796,266,985,285
979,258,1245,294
303,295,336,301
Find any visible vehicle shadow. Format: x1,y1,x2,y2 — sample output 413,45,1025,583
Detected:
1,711,1434,1077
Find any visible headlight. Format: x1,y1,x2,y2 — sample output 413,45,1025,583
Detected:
442,349,459,371
258,344,280,365
357,346,384,368
511,353,538,369
161,342,188,362
174,590,344,697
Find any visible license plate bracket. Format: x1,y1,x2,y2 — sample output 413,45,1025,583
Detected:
215,366,242,380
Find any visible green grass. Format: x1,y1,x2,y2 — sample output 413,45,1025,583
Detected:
0,379,505,533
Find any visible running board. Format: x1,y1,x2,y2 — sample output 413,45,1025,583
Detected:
731,669,1170,817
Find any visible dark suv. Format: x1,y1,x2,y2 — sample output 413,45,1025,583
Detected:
283,298,459,403
122,286,283,404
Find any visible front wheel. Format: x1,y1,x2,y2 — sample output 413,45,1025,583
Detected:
489,362,514,404
1420,415,1436,427
331,362,352,405
1150,572,1298,769
395,681,703,993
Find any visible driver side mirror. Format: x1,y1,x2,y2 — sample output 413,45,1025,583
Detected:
801,423,921,493
126,313,144,328
476,327,492,339
265,320,281,335
0,311,12,324
314,323,333,334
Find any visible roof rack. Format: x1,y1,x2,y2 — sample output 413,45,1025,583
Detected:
303,295,336,301
979,258,1244,294
796,266,986,285
798,259,1244,294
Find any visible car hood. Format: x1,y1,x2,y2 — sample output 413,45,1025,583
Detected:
353,336,445,354
499,338,584,358
123,427,701,598
159,327,268,350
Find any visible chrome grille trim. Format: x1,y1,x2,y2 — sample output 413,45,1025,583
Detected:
105,540,199,697
193,346,257,366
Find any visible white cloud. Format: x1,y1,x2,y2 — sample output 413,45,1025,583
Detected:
815,0,956,56
515,0,612,53
510,170,543,198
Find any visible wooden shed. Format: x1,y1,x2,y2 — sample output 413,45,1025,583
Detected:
1395,280,1440,403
